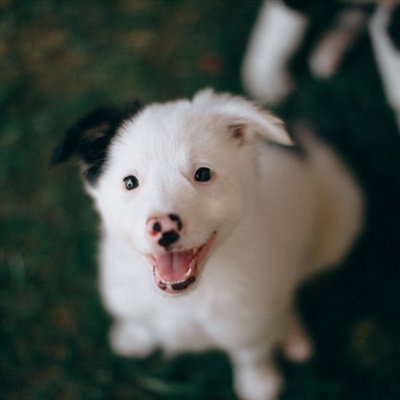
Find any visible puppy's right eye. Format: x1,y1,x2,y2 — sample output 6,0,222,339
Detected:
194,167,212,182
124,175,139,190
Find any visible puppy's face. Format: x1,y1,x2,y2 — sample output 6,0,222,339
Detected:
52,90,292,293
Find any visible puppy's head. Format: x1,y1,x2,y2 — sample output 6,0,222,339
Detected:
52,89,292,293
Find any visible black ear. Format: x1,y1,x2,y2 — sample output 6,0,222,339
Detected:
51,101,142,184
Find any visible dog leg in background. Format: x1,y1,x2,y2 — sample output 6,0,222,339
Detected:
242,0,308,105
369,3,400,133
309,6,370,78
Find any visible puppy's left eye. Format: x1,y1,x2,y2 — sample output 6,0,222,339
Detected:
194,167,212,182
124,175,139,190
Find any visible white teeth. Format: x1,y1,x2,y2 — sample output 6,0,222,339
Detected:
153,265,194,286
158,266,193,287
172,266,193,284
182,266,193,281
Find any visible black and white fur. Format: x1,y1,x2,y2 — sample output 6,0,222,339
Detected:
52,89,364,400
242,0,400,131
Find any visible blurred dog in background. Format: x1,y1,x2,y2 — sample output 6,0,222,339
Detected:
242,0,400,131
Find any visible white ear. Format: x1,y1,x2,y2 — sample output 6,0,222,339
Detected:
234,107,293,145
192,89,293,145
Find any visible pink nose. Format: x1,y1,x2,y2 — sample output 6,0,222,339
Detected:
146,214,183,249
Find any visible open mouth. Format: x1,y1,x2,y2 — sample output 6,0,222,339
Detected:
145,232,216,293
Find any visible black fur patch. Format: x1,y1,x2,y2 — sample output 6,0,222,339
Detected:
51,101,142,184
169,214,183,231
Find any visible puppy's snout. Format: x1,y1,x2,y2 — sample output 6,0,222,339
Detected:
146,214,183,249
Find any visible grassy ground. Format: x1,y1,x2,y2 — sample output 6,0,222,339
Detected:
1,1,399,399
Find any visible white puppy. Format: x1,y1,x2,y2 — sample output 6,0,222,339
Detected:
52,89,363,400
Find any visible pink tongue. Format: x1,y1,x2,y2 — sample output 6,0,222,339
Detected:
154,251,193,281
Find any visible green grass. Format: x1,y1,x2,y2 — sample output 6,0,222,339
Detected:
1,1,399,399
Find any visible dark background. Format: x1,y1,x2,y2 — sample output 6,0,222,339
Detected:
1,1,399,399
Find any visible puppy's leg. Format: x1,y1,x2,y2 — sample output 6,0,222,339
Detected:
369,4,400,132
281,313,313,363
242,0,308,105
309,6,369,78
109,320,156,358
229,344,282,400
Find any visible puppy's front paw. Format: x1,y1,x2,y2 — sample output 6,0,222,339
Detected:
109,321,155,358
234,363,282,400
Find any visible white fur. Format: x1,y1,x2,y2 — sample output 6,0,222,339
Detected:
241,0,308,105
85,90,363,400
369,4,400,129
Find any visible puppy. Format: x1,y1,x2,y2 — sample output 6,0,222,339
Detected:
52,89,363,400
